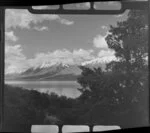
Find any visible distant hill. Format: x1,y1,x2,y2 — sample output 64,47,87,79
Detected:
5,58,110,81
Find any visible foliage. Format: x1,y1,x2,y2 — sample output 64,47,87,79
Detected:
105,10,148,106
77,10,148,128
2,85,78,132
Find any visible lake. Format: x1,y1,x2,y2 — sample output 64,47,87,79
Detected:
5,80,82,98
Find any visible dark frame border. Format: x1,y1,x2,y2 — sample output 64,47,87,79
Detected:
0,0,149,132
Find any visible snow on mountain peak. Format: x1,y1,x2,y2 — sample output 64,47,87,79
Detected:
40,62,55,68
39,61,70,69
81,56,116,66
31,56,115,70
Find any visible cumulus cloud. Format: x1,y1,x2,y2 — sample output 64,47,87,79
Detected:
4,9,74,74
98,49,114,58
5,44,29,74
28,48,95,68
28,50,73,68
98,49,116,62
5,9,74,30
73,49,94,59
5,31,18,42
97,49,116,62
5,45,25,59
5,9,75,74
93,34,108,49
92,32,116,62
58,18,74,25
5,47,95,74
33,26,48,31
101,25,108,30
5,43,116,74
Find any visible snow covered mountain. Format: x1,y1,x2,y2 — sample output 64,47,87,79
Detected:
82,57,115,66
5,57,114,81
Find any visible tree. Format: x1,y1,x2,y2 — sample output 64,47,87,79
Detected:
105,10,148,105
105,10,148,127
77,66,110,103
77,10,148,127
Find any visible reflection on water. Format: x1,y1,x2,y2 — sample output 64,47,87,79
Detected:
5,80,82,98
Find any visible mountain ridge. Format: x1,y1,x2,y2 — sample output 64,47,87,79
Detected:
5,57,112,81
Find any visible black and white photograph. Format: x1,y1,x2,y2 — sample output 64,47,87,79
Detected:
0,0,149,132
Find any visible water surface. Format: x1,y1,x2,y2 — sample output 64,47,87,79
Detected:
5,80,81,98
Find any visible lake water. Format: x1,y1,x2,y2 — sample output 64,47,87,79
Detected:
5,80,82,98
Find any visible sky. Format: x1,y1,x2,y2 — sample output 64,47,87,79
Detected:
5,2,129,74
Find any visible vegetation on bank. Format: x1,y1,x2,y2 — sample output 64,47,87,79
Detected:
1,10,149,132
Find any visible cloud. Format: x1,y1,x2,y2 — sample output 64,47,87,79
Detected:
73,48,94,58
33,26,48,31
5,9,74,30
93,34,108,49
5,8,74,74
5,43,116,74
97,49,116,62
28,48,95,68
5,44,29,74
58,18,74,25
93,32,116,62
98,49,115,58
101,25,108,30
5,47,95,74
28,49,73,68
5,45,25,59
5,31,18,42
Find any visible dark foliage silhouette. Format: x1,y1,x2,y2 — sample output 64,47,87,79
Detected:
76,10,148,128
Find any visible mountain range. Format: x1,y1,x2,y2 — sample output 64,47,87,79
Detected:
5,57,111,81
